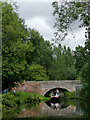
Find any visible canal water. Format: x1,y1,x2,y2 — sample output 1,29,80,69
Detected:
15,99,87,118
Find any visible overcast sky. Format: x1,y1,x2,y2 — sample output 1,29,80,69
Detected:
15,1,86,50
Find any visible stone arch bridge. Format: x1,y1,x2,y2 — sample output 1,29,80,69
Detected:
16,80,81,96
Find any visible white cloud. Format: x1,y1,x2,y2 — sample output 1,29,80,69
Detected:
25,16,54,40
13,0,67,2
61,27,86,50
15,1,86,50
25,16,86,50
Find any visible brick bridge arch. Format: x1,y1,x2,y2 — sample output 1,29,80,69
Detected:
16,80,81,96
44,87,69,97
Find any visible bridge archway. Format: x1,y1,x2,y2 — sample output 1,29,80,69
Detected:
44,87,69,97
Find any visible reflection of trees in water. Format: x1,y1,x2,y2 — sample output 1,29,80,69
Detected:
76,100,87,117
45,98,70,110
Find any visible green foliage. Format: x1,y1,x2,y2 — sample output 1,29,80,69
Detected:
52,1,89,41
65,91,75,99
3,0,88,92
2,40,33,89
74,41,89,101
80,63,88,83
79,86,90,101
2,92,18,108
2,1,52,89
49,55,67,80
27,64,49,81
0,94,2,120
74,45,88,74
2,1,33,89
2,91,49,109
2,107,21,119
67,66,76,80
67,99,76,107
2,91,50,119
15,92,40,104
52,0,89,87
28,29,53,73
73,41,89,83
79,100,89,118
49,44,76,80
2,1,27,43
75,73,81,80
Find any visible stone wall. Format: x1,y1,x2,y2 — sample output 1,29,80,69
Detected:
75,84,83,98
16,80,81,96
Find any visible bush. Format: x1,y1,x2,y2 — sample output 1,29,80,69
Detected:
2,92,18,108
2,91,50,110
65,91,75,99
15,92,39,104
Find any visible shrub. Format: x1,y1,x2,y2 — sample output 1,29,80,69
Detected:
2,92,17,108
2,91,49,110
65,91,75,99
15,92,47,104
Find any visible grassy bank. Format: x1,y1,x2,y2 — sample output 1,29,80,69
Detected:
2,91,50,109
2,91,50,118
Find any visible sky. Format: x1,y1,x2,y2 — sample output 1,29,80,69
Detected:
14,0,86,50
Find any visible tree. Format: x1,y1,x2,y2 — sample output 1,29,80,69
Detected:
74,44,88,74
26,64,49,81
2,2,28,44
0,1,1,93
52,2,89,100
73,41,89,101
52,1,89,41
67,66,76,80
48,44,76,80
2,1,52,89
2,1,33,90
74,41,89,77
27,29,53,75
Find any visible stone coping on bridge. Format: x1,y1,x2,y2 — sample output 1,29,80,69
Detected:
23,80,81,84
24,80,80,83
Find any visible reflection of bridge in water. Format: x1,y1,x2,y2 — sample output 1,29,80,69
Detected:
16,101,84,118
39,102,77,117
16,80,81,96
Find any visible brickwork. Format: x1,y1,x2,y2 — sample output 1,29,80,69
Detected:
16,80,81,96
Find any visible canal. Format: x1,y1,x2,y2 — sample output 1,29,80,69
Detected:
2,90,88,119
14,98,87,118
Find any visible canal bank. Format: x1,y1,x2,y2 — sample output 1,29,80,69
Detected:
2,91,89,119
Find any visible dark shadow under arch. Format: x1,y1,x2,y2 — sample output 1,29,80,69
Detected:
44,87,69,97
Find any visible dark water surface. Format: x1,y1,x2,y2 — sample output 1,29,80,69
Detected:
15,99,88,118
2,98,88,119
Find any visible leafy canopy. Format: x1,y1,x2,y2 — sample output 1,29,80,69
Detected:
52,1,89,41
